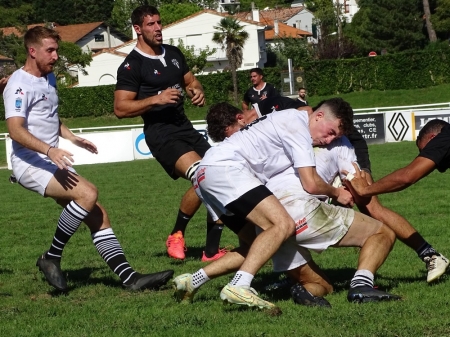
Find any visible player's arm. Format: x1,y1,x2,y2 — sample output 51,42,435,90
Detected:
345,157,436,197
59,122,98,154
7,117,53,156
183,71,205,107
298,166,353,206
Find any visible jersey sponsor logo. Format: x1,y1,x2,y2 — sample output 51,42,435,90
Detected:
15,97,22,110
172,59,180,69
197,167,206,184
15,87,23,95
154,69,161,75
123,62,130,70
294,217,308,236
41,94,48,100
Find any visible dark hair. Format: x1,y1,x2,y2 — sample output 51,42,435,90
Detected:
249,68,264,76
206,102,242,142
131,5,160,27
24,26,60,53
416,119,449,146
313,98,354,135
298,87,306,91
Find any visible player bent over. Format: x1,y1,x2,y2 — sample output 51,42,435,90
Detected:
3,26,173,292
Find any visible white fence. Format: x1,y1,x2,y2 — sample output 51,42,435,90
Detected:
2,103,450,169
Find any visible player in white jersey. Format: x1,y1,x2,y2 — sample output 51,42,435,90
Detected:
3,26,173,292
186,100,357,311
173,104,402,308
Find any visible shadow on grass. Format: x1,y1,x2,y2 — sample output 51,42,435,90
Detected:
0,268,13,275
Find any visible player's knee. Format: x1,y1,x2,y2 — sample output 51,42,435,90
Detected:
79,183,98,208
379,224,396,247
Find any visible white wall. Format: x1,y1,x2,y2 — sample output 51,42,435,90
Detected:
77,52,125,87
163,12,266,74
77,26,128,53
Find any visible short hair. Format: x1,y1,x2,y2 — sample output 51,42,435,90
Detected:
24,26,60,53
298,87,306,91
416,119,449,145
131,5,160,27
249,68,264,76
313,98,354,135
206,102,242,142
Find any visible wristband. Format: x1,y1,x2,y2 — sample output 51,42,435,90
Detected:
346,173,355,181
46,146,54,156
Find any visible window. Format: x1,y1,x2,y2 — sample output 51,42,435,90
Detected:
94,34,104,42
344,0,350,13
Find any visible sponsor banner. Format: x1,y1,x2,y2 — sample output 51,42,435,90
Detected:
384,111,414,142
413,110,450,139
353,113,385,144
131,123,217,160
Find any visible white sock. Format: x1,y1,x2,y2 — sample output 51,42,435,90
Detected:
350,269,374,288
229,271,254,287
191,269,210,289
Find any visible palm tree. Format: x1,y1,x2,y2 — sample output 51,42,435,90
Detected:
212,17,249,105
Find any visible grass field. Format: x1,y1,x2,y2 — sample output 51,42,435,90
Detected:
1,140,450,336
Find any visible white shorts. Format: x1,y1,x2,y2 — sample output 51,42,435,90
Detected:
194,164,263,221
270,197,354,272
18,161,76,196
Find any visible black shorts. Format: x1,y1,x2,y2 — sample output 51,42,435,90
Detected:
220,185,273,234
144,120,211,179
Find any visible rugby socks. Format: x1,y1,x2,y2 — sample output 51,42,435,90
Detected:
416,242,439,260
204,222,224,258
171,210,192,235
45,201,88,259
191,269,210,289
230,271,254,287
350,269,374,288
91,228,137,285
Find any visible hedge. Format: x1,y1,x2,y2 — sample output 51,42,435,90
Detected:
0,49,448,120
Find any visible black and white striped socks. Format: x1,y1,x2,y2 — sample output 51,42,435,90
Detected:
46,201,88,259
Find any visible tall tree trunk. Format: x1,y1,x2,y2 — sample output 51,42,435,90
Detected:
231,60,238,106
423,0,437,42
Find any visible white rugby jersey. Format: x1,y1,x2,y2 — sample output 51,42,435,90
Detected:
266,136,357,200
201,109,315,184
3,69,59,180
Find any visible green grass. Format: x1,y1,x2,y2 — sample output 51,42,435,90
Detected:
1,141,450,336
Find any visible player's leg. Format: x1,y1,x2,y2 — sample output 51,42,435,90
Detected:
358,174,448,283
333,212,400,302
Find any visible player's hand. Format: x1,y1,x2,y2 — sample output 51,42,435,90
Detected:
335,186,354,207
47,147,74,170
260,94,267,100
72,136,98,154
342,163,368,197
156,88,181,105
188,87,205,107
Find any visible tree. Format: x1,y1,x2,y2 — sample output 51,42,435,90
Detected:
423,0,437,42
346,0,426,54
212,17,249,105
169,38,216,75
266,37,312,68
432,0,450,40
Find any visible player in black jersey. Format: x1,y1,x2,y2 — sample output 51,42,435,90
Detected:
114,5,226,262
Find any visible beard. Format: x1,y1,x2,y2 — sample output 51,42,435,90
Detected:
36,58,54,75
142,32,162,51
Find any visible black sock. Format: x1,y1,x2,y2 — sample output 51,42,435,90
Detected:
204,222,223,258
171,210,192,235
416,242,438,260
46,201,88,259
91,228,137,285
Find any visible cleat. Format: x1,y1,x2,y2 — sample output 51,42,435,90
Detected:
172,273,198,302
166,231,186,260
124,270,174,291
347,286,401,303
36,251,67,291
290,283,331,308
220,284,277,310
424,254,449,283
264,276,292,292
201,248,229,262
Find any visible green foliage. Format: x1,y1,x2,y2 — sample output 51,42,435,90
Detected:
303,49,450,95
0,2,36,27
347,0,427,55
169,38,215,75
32,0,115,25
266,37,313,68
159,3,202,26
0,32,26,67
54,41,92,87
432,0,450,39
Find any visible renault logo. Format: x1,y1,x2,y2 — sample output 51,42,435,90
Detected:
388,113,409,141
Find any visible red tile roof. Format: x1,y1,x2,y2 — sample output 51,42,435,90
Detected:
263,19,311,40
0,22,105,43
